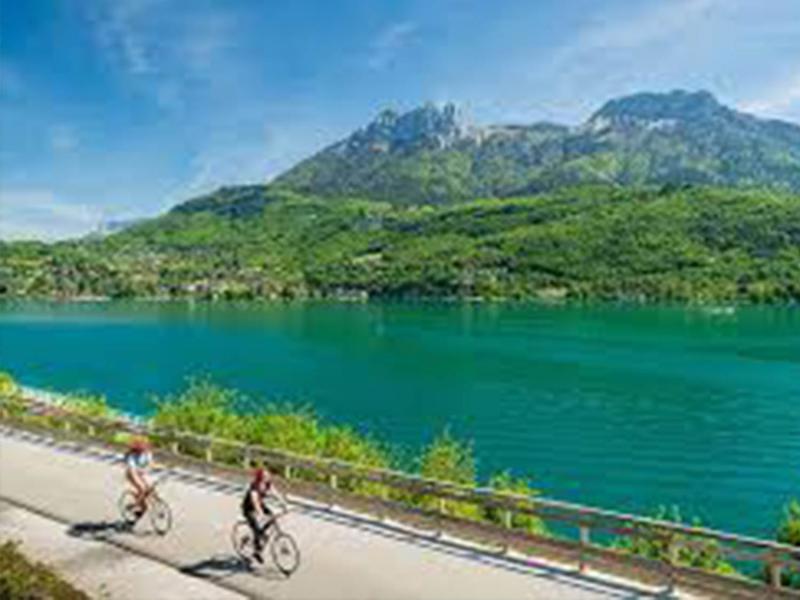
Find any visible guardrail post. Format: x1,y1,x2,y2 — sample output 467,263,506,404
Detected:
284,465,293,480
242,445,251,469
769,558,783,589
503,509,512,529
579,525,590,572
330,473,338,490
171,439,180,455
666,537,679,596
205,440,213,463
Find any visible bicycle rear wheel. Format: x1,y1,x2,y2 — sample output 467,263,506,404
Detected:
232,520,254,560
149,497,172,535
118,490,140,525
271,531,300,575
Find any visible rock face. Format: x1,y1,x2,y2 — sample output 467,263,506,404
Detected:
340,103,468,154
273,90,800,204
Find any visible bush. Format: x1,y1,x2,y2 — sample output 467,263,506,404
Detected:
486,470,547,535
0,540,89,599
243,406,323,456
614,506,737,575
62,392,113,419
152,378,245,438
776,499,800,588
416,429,482,519
0,371,18,397
419,428,475,485
778,500,800,546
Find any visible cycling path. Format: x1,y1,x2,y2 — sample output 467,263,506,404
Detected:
0,427,680,599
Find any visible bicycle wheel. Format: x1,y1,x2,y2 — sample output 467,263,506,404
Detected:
231,520,254,560
118,490,140,525
149,497,172,535
271,531,300,575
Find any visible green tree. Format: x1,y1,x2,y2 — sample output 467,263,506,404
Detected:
419,428,475,485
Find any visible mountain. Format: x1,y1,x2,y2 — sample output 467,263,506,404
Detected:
273,90,800,204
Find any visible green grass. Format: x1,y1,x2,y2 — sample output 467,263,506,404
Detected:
0,540,89,600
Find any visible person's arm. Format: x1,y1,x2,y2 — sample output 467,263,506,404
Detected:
251,489,266,518
271,485,290,511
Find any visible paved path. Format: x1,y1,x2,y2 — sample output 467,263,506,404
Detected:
0,500,244,599
0,428,675,600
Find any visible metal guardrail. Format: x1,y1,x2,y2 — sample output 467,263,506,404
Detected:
1,391,798,598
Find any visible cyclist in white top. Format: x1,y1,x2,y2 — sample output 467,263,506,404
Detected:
124,438,153,517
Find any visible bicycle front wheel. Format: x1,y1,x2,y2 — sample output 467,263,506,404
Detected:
149,497,172,535
271,531,300,575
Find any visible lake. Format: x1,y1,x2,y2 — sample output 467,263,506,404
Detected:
1,300,798,537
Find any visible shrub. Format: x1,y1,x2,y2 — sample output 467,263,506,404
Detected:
416,429,482,519
62,392,113,419
486,470,547,535
778,500,800,546
152,378,245,438
614,506,737,575
0,371,18,397
419,428,475,485
243,405,323,456
776,499,800,588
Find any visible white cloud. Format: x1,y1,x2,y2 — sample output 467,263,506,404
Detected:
91,0,164,76
86,0,239,110
480,0,730,124
741,71,800,121
367,21,418,71
560,0,719,58
0,190,102,241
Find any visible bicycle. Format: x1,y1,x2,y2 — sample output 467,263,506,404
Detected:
231,507,300,575
118,474,173,535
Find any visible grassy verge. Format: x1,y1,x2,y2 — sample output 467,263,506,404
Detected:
0,540,89,600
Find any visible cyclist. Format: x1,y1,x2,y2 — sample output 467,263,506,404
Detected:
124,437,153,518
241,467,288,563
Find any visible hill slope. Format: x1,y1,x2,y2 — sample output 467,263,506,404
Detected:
273,90,800,204
2,186,798,302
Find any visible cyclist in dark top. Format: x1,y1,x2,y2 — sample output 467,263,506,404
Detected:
241,467,288,563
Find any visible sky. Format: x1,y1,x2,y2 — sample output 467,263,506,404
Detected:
0,0,798,240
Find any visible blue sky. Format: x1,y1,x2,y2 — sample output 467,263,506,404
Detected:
1,0,798,240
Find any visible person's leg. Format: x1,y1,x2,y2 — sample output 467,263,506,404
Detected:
125,471,147,516
245,512,264,556
261,506,275,534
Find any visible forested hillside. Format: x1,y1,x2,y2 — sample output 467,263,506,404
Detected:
2,186,798,303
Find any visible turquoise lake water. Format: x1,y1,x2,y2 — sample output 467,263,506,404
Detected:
1,300,798,537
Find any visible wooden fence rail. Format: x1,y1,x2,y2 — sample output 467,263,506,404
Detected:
1,392,798,599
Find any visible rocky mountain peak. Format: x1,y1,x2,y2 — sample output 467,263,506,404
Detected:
588,90,728,131
345,102,468,153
